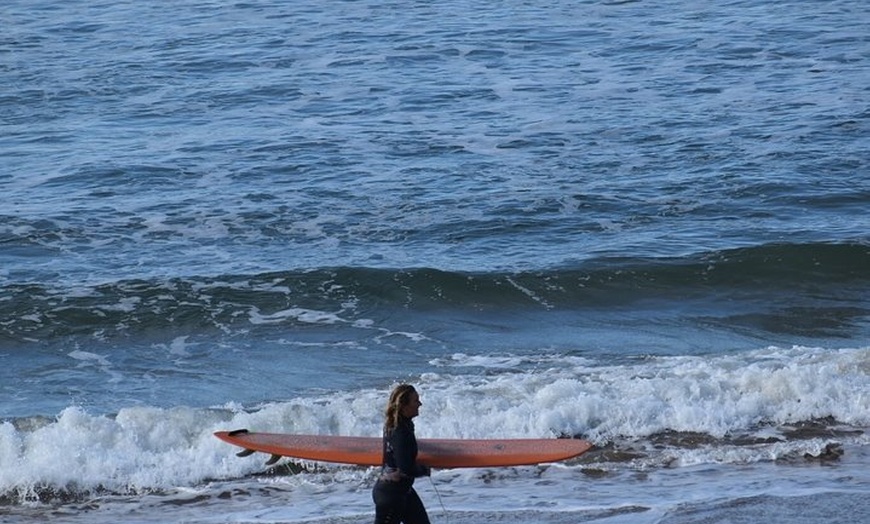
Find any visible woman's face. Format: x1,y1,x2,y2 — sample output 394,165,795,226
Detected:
400,390,422,419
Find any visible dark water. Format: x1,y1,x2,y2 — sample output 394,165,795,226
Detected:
1,0,868,522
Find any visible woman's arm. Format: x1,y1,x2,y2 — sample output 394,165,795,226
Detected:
390,424,429,478
390,424,416,477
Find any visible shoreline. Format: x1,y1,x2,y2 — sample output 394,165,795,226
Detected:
4,443,869,523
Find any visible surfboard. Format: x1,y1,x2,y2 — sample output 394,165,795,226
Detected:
215,429,592,468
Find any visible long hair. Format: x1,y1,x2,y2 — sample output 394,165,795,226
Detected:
383,384,416,433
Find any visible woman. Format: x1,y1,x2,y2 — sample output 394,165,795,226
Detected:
372,384,431,524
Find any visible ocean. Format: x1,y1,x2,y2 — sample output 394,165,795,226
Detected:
2,0,869,522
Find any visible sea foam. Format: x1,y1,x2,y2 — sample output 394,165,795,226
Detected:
2,345,866,502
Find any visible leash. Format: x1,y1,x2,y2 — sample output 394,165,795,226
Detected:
428,475,449,524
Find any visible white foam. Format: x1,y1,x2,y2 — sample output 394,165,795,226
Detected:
67,350,124,383
68,350,111,366
247,306,346,325
1,346,867,502
504,276,553,309
430,345,870,440
166,335,193,357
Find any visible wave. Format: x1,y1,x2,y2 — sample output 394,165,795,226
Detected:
1,242,868,343
1,345,867,505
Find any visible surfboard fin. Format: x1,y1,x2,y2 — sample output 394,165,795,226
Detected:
236,448,256,458
265,454,282,466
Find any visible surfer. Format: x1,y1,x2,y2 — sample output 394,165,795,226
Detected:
372,384,431,524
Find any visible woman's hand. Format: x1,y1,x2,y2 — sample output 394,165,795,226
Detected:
380,469,405,482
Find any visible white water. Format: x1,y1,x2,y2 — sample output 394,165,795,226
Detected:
3,345,868,513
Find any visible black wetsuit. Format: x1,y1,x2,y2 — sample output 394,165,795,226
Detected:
372,416,430,524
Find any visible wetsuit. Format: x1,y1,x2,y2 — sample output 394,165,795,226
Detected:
372,416,430,524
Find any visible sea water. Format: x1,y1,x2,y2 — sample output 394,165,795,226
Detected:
1,0,869,522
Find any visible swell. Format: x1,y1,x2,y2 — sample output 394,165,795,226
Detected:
1,242,867,342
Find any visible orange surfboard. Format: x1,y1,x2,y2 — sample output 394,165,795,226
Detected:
215,429,592,468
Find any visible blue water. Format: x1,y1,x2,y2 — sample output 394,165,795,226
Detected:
2,1,869,522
